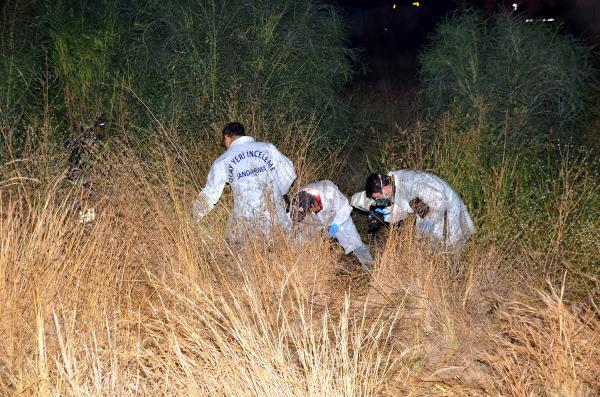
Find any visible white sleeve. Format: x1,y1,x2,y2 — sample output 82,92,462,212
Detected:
388,201,412,223
269,144,296,194
194,159,227,219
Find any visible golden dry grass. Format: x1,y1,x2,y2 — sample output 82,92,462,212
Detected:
1,128,599,396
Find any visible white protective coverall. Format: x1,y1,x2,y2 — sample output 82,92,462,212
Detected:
193,136,296,241
298,180,373,264
386,170,475,249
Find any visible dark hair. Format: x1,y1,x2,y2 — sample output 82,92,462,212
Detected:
222,122,245,138
365,173,390,198
289,191,318,223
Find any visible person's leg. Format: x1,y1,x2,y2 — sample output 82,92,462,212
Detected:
335,219,374,269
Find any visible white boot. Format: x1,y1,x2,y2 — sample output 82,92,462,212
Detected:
353,245,374,271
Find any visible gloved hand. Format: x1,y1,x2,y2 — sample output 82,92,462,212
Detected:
328,223,340,238
374,207,391,222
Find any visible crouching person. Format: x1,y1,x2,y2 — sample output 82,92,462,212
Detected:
289,180,374,271
363,171,475,251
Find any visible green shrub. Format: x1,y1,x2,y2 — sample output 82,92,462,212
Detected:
422,108,600,283
0,2,44,156
419,11,597,144
1,0,354,158
121,0,354,140
42,0,124,129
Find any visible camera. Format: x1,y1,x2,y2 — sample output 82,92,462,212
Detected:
367,198,391,233
373,198,391,208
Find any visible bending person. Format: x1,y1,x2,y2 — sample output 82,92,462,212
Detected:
289,180,374,270
192,122,296,241
363,171,475,250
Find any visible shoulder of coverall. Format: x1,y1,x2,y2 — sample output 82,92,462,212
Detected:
239,138,285,154
210,136,254,166
228,135,255,148
403,170,449,191
391,169,453,201
390,169,442,184
388,169,424,198
301,180,338,192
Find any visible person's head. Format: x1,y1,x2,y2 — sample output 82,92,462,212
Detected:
222,122,245,148
365,172,392,199
289,191,322,223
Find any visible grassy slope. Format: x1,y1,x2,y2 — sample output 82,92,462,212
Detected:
1,123,599,395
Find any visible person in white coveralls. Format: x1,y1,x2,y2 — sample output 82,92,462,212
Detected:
289,180,374,270
358,171,475,250
192,122,296,241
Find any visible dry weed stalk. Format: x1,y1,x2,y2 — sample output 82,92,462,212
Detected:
1,136,599,396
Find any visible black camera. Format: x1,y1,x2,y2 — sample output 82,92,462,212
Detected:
367,198,391,233
373,198,391,208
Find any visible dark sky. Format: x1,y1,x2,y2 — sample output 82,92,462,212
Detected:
333,0,600,46
333,0,458,50
331,0,600,89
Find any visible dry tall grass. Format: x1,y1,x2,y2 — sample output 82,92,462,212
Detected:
1,125,599,396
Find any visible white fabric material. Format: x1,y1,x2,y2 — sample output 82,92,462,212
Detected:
387,170,475,248
194,136,296,241
350,190,375,212
298,180,367,255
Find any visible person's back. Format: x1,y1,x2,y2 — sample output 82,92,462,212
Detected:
390,170,474,246
193,122,296,241
393,170,456,208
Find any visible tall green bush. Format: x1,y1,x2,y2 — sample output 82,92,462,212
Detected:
420,11,597,144
426,109,600,282
122,0,354,139
0,1,43,155
1,0,354,159
42,0,124,130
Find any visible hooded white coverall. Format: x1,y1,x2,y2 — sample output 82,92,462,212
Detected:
386,170,475,249
193,136,296,241
298,180,373,263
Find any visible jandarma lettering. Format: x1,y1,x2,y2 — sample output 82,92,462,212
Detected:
238,166,267,179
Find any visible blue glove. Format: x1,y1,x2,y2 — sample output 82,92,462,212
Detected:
328,223,339,238
374,208,390,222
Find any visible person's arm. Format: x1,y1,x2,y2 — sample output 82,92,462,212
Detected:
387,201,411,223
269,144,296,194
192,160,227,222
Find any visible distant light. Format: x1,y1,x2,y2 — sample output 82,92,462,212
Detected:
525,17,556,23
512,3,518,11
392,3,396,9
412,1,420,6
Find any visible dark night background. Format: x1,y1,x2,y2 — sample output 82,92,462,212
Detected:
332,0,600,91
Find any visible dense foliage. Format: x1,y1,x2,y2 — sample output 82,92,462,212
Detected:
419,11,597,144
0,0,354,157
